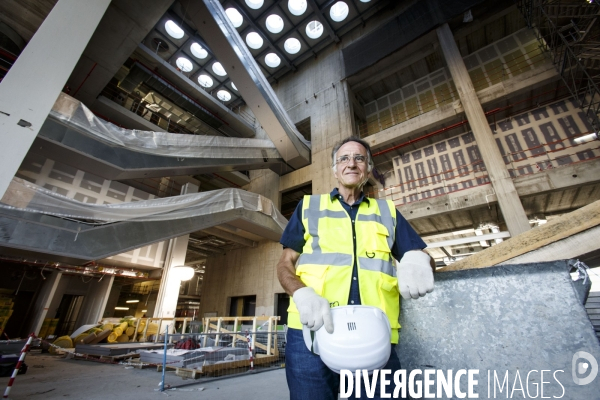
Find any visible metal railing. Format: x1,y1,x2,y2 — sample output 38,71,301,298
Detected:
155,328,286,390
518,0,600,131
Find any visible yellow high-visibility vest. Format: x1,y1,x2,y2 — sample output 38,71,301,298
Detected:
287,194,401,343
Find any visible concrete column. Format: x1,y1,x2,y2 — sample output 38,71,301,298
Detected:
29,271,63,336
154,183,199,318
339,80,356,139
436,24,531,236
75,275,115,326
0,0,111,198
245,169,281,209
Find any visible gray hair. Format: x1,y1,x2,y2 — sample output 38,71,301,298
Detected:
331,137,374,172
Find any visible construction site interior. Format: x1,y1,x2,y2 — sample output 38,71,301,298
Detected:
0,0,599,398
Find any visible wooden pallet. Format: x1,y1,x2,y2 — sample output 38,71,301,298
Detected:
158,364,203,379
202,354,279,376
126,360,155,369
156,354,280,379
68,352,140,362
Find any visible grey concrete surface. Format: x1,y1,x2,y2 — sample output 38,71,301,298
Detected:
398,260,600,399
0,351,289,400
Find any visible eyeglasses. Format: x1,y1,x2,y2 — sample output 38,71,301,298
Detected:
335,154,367,165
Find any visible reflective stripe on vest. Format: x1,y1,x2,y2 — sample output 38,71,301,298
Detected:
287,194,401,343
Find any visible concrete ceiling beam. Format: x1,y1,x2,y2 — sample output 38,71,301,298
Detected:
201,227,257,247
66,0,176,107
182,0,311,170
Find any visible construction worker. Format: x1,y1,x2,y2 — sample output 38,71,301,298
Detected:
277,137,435,400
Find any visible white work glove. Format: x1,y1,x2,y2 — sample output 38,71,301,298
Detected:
293,287,334,333
398,251,434,300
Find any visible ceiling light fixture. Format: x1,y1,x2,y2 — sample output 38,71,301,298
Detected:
231,82,238,91
288,0,307,16
284,38,301,54
330,1,349,22
126,300,139,303
190,43,208,59
212,62,227,76
265,53,281,68
198,74,214,88
246,31,264,49
165,20,184,39
171,265,195,281
225,8,244,28
245,0,264,10
217,90,232,102
176,57,193,72
306,20,324,39
574,132,598,144
115,307,129,310
266,14,284,34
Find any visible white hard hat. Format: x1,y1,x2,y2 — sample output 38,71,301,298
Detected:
302,305,391,373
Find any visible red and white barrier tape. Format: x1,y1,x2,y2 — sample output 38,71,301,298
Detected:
3,334,33,399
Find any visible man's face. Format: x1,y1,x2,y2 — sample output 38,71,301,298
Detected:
333,141,370,190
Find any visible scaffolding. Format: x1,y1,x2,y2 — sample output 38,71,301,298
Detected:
518,0,600,130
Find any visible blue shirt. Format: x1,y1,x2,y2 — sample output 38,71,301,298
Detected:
280,188,427,305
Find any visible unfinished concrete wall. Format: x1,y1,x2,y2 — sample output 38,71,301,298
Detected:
398,260,600,399
387,98,597,207
46,274,92,319
200,241,283,318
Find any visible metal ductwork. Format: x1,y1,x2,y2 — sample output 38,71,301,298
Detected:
0,196,283,266
119,62,226,130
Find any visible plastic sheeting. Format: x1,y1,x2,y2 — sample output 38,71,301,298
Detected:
0,178,287,230
50,93,283,159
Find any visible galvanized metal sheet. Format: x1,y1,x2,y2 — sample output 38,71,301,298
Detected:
397,261,600,399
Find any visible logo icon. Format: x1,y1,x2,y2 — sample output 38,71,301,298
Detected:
572,351,598,385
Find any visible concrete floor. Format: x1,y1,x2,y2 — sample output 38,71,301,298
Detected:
0,350,289,399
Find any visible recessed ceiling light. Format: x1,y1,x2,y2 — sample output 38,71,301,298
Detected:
306,20,324,39
165,20,184,39
225,8,244,28
217,90,232,102
265,53,281,68
330,1,349,22
284,38,301,54
212,62,227,76
288,0,307,16
231,82,238,91
360,0,371,2
176,57,193,72
198,74,213,88
246,31,264,49
266,14,284,34
190,43,208,59
245,0,264,10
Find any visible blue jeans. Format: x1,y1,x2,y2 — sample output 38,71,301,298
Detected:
285,328,403,400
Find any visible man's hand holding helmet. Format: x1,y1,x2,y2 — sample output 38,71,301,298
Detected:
398,250,434,300
293,287,334,333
